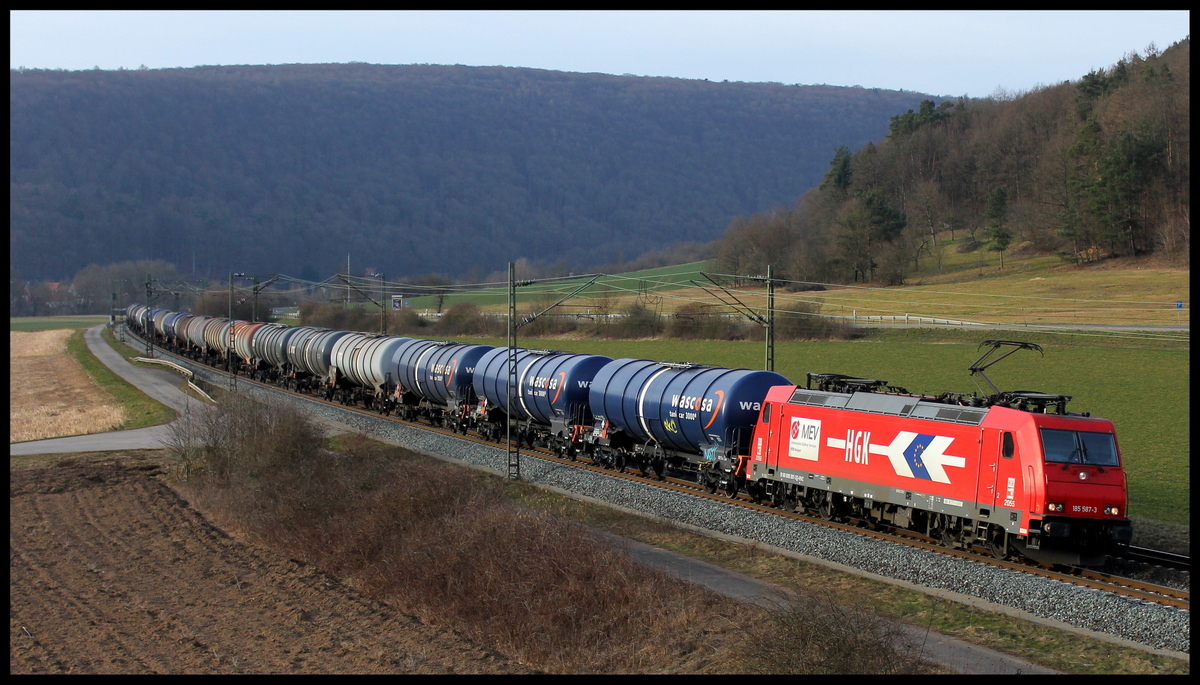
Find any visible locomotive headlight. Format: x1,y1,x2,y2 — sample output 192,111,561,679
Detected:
1047,503,1065,512
1104,506,1120,516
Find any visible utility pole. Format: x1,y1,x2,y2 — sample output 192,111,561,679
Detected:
337,274,385,332
765,264,775,372
694,270,775,370
228,272,245,320
227,272,244,392
144,274,154,357
507,262,519,480
378,272,386,335
250,275,280,323
506,266,600,480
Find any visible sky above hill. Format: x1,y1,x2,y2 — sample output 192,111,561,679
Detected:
10,10,1190,98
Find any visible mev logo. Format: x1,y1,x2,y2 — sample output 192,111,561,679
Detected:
788,417,821,461
826,431,965,484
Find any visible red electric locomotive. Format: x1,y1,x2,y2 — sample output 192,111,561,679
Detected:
738,341,1132,566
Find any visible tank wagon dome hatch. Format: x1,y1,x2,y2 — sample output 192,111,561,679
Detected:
590,358,789,456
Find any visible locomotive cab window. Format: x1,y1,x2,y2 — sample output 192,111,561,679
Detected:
1002,432,1015,459
761,403,772,423
1039,428,1120,466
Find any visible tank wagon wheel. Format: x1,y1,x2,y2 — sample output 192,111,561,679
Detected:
614,452,627,473
723,479,740,498
702,472,718,495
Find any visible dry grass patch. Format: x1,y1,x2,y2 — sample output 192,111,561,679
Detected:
10,329,127,442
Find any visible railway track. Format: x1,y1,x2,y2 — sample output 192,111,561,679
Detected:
126,326,1189,612
1120,545,1190,571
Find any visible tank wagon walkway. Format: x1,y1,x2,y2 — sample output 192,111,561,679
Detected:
9,323,1064,673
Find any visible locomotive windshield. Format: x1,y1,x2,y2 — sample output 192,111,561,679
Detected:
1039,428,1120,467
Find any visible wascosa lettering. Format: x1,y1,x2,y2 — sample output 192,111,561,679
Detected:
671,394,715,412
526,375,561,390
433,360,459,386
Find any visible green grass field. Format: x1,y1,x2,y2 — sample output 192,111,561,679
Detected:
10,315,111,332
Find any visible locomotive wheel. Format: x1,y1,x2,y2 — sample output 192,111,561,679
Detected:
986,529,1010,560
819,494,835,521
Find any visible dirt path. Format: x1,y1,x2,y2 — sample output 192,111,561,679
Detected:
10,453,533,674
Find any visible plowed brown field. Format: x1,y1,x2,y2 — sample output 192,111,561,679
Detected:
10,452,533,674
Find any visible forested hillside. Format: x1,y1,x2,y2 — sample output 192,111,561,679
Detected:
10,63,937,282
716,38,1190,284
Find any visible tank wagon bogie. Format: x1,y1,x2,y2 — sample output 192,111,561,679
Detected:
117,306,1133,567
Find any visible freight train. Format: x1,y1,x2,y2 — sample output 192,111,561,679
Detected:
123,304,1133,566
